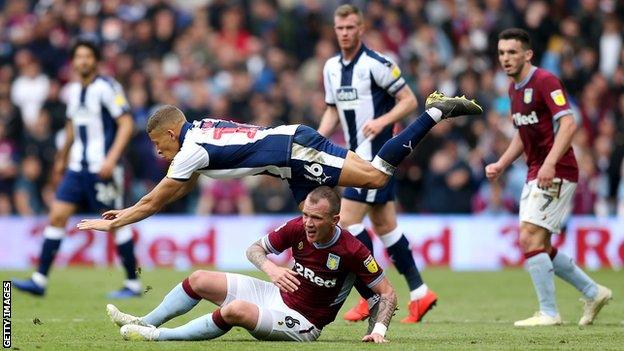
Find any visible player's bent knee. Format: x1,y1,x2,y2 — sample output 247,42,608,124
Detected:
366,172,389,189
188,270,211,291
221,300,254,324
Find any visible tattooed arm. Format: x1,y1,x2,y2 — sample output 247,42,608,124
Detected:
246,240,300,293
362,278,397,343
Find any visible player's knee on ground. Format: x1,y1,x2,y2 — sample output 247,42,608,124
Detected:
221,300,256,326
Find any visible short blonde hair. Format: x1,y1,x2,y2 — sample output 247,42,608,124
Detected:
146,105,186,134
334,4,363,24
306,186,341,216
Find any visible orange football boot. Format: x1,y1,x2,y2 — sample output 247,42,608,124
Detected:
343,297,370,322
400,290,438,323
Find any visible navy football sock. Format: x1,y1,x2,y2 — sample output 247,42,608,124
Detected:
353,228,374,252
386,236,423,290
37,238,62,277
117,240,138,280
375,112,436,170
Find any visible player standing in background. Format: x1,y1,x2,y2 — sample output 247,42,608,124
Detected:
106,187,396,343
318,4,436,323
486,28,612,326
13,39,141,298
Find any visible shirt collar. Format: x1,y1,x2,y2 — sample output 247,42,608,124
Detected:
514,65,537,90
178,121,192,146
340,43,366,67
312,226,341,249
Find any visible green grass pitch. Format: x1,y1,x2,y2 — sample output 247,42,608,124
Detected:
2,267,622,350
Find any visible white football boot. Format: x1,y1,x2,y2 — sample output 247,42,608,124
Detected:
120,324,159,341
514,311,562,327
579,284,612,326
107,304,149,327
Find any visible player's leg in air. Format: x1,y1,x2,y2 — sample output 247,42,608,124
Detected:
108,270,320,342
514,181,611,327
13,171,141,298
337,92,483,190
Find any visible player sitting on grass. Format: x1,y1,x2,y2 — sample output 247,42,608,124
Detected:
106,187,396,343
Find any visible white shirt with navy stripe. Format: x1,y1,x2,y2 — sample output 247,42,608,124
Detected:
65,76,129,173
166,119,299,181
323,44,406,161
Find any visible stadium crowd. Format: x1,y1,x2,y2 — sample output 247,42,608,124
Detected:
0,0,623,217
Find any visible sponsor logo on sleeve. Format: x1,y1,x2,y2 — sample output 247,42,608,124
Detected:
364,255,379,273
550,89,566,106
391,65,401,79
114,93,127,107
326,253,340,270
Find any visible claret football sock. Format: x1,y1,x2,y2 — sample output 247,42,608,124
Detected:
526,251,558,317
157,311,228,341
141,279,201,326
550,248,598,299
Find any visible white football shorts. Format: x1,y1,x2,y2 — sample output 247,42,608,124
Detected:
223,273,320,342
519,178,576,233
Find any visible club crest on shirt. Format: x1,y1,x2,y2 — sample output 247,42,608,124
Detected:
364,255,378,273
326,253,340,270
550,89,566,106
523,88,533,104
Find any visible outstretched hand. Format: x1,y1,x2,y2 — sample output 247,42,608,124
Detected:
77,218,113,232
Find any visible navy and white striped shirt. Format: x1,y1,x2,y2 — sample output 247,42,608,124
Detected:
166,119,300,181
64,75,129,173
323,44,406,161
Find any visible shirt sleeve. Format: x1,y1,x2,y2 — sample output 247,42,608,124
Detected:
166,142,209,181
348,240,385,289
323,62,336,106
370,55,406,96
540,75,573,121
261,217,301,255
101,79,130,118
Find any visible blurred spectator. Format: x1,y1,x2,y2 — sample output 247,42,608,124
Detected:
0,122,18,214
10,50,49,133
251,176,298,213
196,178,253,215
